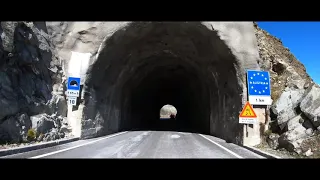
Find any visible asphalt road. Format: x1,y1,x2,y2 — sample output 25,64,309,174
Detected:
1,131,265,158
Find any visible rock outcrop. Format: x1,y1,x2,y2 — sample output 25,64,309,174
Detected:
254,22,320,155
0,22,69,144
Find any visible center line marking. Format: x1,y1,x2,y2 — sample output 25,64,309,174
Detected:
199,134,243,159
29,131,128,159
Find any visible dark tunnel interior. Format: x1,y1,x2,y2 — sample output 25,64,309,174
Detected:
120,58,210,134
82,22,244,144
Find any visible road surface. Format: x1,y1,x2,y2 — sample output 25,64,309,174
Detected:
1,131,265,158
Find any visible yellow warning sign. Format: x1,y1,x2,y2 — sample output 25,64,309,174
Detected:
239,102,257,118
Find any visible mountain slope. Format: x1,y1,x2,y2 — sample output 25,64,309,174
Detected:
254,22,320,157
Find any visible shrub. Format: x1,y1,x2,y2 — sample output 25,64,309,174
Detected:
27,129,37,141
264,129,272,137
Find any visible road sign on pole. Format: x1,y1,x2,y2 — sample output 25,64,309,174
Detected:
239,102,257,124
66,77,81,97
247,70,272,105
68,96,77,106
67,77,81,91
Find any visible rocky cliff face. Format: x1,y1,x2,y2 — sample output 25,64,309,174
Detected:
254,22,314,100
254,22,320,156
0,22,70,144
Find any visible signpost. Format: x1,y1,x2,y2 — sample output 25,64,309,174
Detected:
66,76,81,106
247,70,272,105
68,96,77,106
239,101,257,124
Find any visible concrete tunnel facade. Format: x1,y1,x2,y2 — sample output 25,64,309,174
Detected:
60,22,261,145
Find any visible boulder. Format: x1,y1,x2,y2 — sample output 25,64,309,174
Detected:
37,133,45,141
0,113,31,144
29,113,69,141
285,124,308,142
43,129,64,141
0,127,11,144
30,114,46,129
306,128,313,136
0,22,18,52
305,149,313,157
299,84,320,127
0,72,19,121
302,118,315,129
271,88,305,127
287,115,302,131
55,115,64,129
17,113,32,130
37,118,55,134
267,133,280,150
299,135,320,154
278,123,309,154
59,124,70,133
30,114,55,134
16,113,31,142
46,95,67,117
0,117,21,143
279,134,320,155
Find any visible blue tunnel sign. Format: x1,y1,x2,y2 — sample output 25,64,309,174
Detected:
66,77,81,98
67,77,81,91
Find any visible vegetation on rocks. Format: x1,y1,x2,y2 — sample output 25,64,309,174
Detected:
27,129,36,141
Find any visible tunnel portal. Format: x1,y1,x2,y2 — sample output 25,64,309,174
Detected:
82,22,244,144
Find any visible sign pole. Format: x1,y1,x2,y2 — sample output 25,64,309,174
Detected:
66,76,81,106
242,70,272,146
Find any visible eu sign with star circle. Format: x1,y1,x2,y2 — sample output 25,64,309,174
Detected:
247,70,272,105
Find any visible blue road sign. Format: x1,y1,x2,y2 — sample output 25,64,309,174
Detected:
247,70,271,96
67,77,81,91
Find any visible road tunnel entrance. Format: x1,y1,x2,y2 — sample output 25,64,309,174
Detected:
82,22,244,144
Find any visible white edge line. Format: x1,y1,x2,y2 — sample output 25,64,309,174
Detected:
28,131,128,159
245,146,281,159
199,134,243,159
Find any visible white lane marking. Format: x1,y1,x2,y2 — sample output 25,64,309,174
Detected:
132,131,150,142
29,131,128,159
171,134,180,139
198,134,243,159
142,132,149,136
245,146,281,159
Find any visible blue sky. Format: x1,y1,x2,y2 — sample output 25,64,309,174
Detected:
257,22,320,84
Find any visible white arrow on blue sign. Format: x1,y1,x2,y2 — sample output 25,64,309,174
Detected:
247,70,272,105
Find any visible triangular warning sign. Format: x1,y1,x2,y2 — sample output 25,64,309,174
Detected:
239,102,257,118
